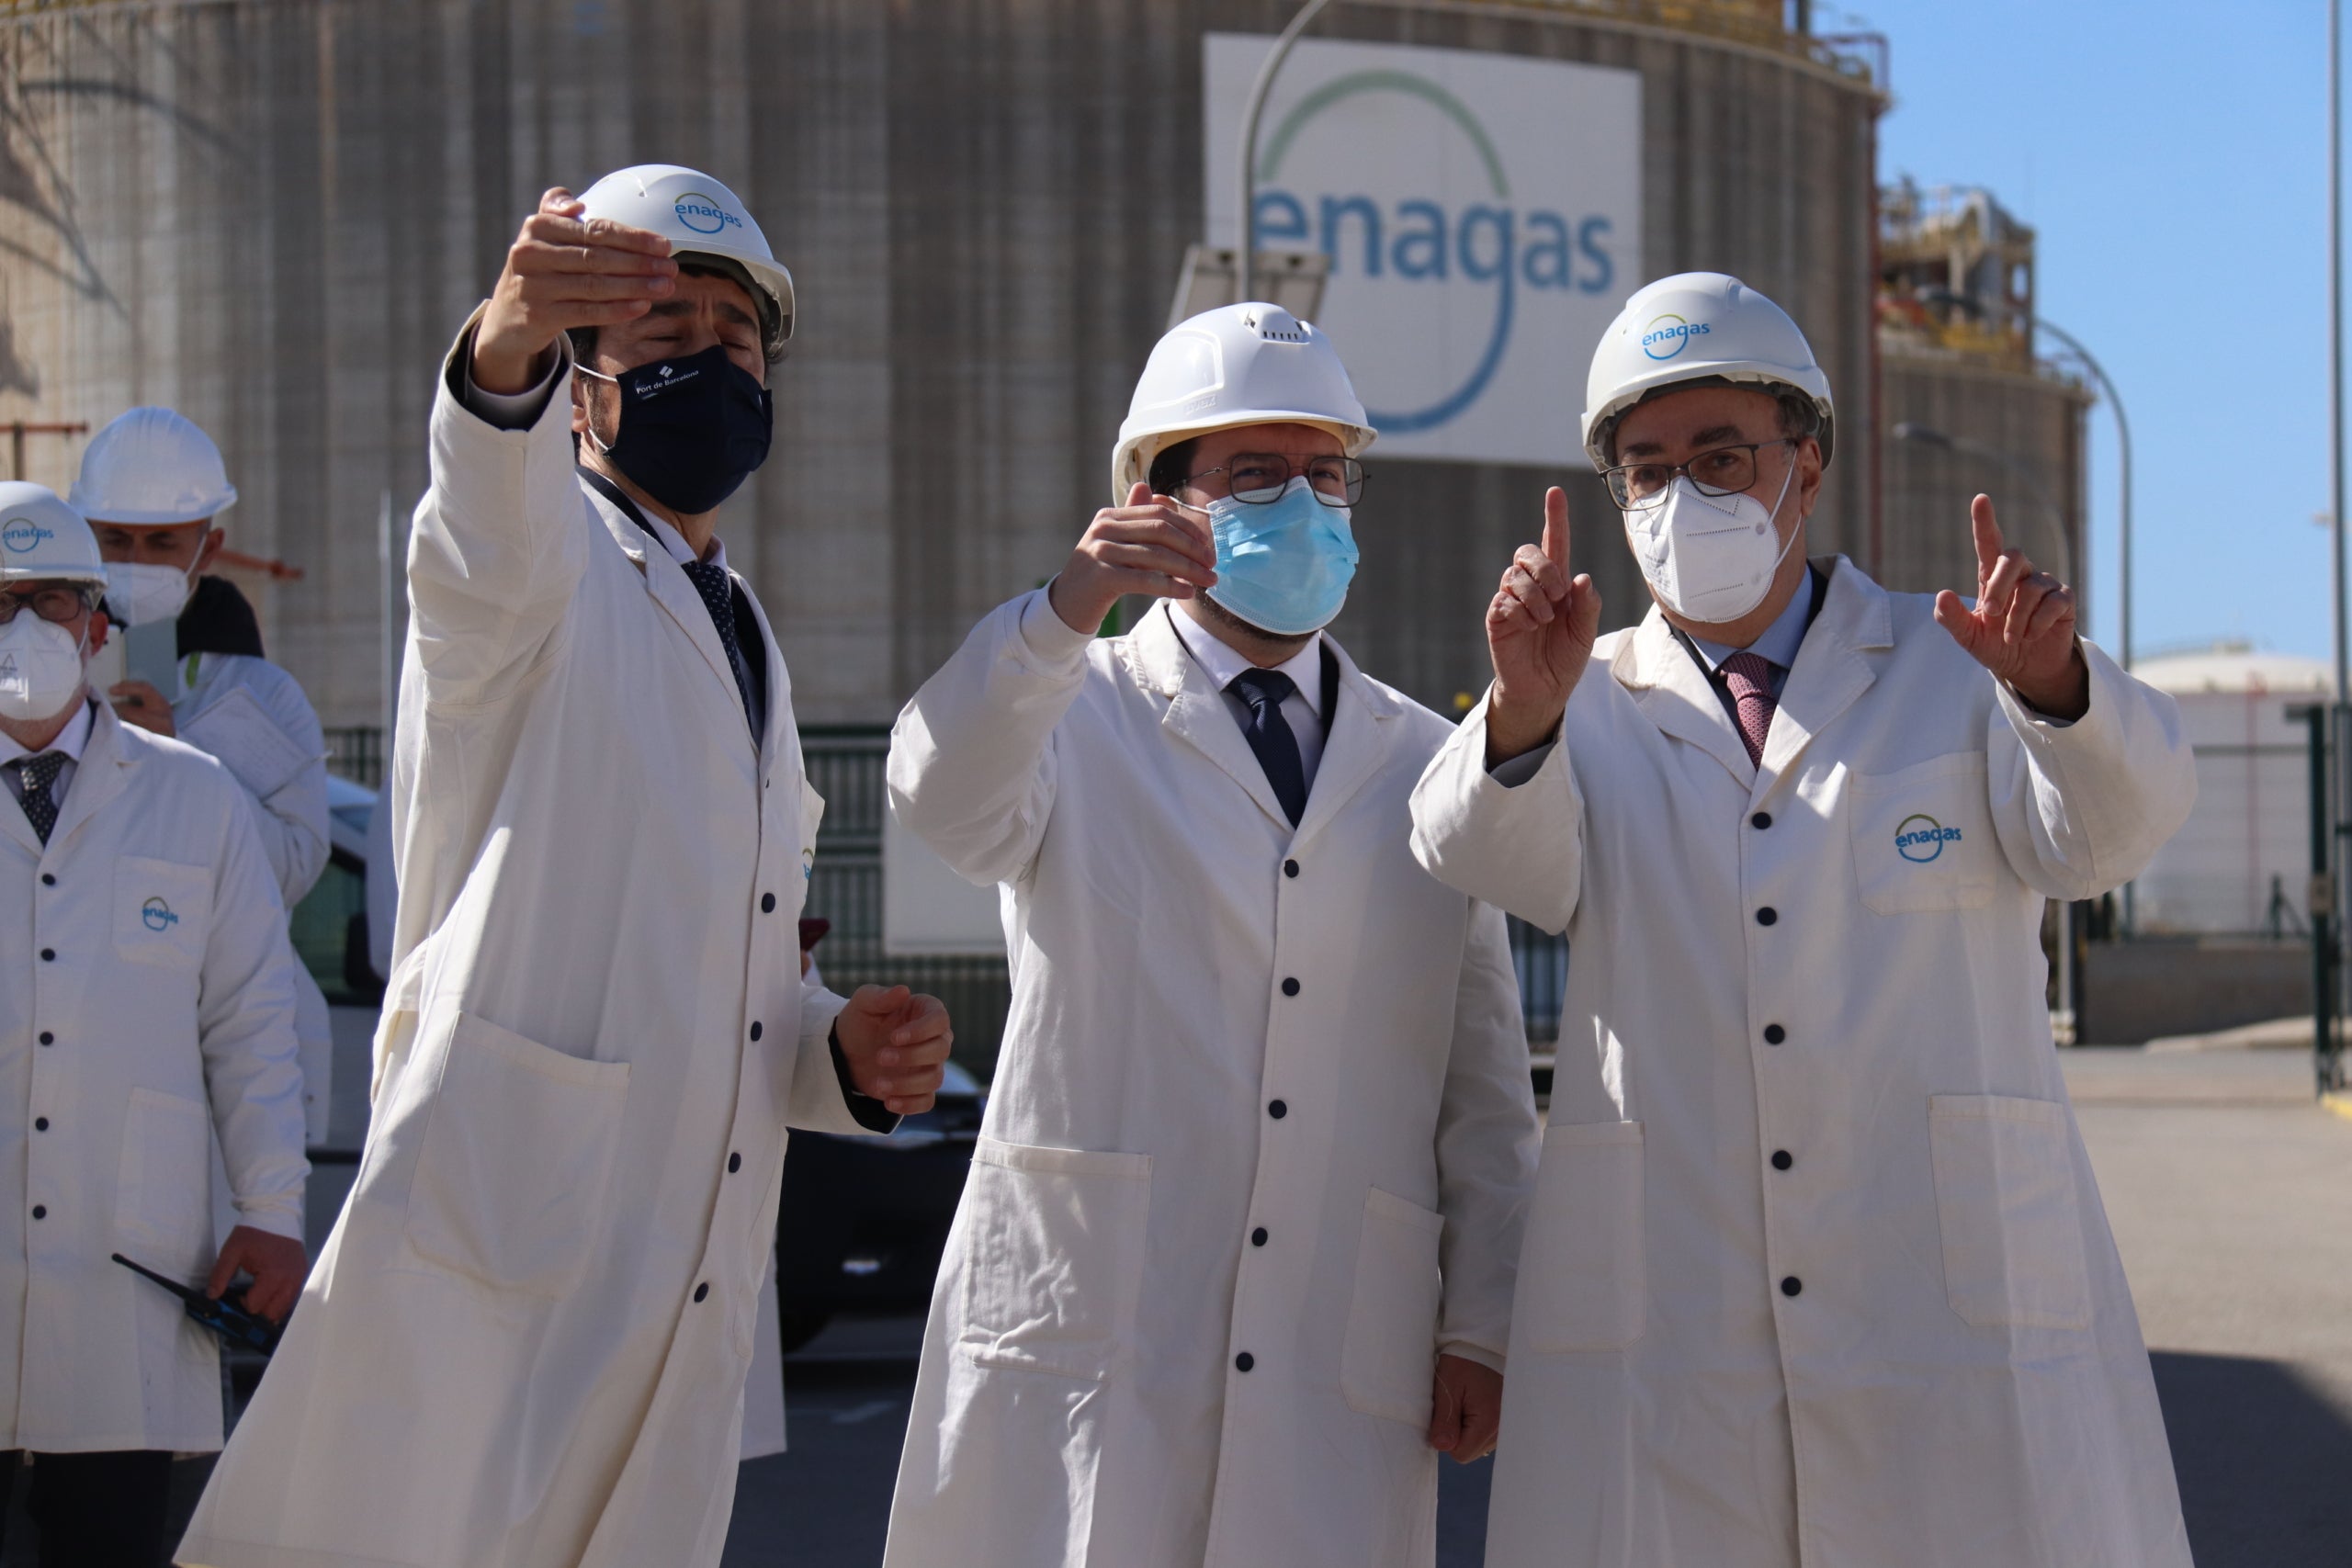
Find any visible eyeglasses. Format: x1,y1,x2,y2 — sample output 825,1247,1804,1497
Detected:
1182,454,1365,508
1603,439,1797,511
0,586,96,626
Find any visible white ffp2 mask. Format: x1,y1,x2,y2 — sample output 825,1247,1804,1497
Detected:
105,559,196,627
0,615,87,722
1622,467,1801,625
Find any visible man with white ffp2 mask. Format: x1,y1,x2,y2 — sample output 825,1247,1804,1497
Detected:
0,484,307,1567
884,302,1538,1568
74,406,338,1145
1408,272,2197,1566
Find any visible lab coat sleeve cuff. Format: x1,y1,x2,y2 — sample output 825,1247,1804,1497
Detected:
458,344,565,431
1439,1341,1507,1375
232,1197,307,1243
1487,739,1555,787
1408,687,1585,933
1015,584,1099,672
828,1023,904,1134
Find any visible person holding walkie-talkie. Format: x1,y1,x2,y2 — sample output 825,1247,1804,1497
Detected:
0,485,309,1568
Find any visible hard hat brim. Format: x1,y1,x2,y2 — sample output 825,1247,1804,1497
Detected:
1113,413,1376,502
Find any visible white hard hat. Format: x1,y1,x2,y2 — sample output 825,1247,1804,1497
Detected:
70,406,238,525
1112,302,1376,502
1580,272,1835,470
0,482,107,588
578,164,796,358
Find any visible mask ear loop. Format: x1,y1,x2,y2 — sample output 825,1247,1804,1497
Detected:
572,364,620,457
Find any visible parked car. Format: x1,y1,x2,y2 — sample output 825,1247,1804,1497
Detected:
288,773,382,1001
774,1058,986,1351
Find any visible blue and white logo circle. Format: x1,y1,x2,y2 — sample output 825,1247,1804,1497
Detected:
1894,814,1962,863
141,896,179,931
673,193,741,235
1,517,53,553
1641,313,1711,361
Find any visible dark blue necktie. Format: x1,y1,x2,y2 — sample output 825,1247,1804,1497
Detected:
1228,668,1307,827
680,558,758,737
12,751,63,844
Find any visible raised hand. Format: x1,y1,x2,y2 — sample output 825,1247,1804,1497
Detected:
1485,487,1603,764
471,187,680,394
1931,494,2089,721
832,984,955,1116
1046,481,1221,635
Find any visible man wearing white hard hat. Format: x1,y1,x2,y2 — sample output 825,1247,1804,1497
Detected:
1408,273,2194,1565
0,483,307,1566
74,406,339,1149
181,166,954,1568
883,302,1538,1568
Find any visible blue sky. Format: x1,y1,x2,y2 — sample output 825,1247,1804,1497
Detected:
1840,0,2328,666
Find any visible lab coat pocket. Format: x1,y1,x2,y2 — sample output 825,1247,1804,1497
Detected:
113,856,212,969
1341,1188,1446,1426
959,1135,1151,1381
1518,1120,1645,1354
1849,753,1999,914
403,1014,630,1299
1928,1095,2093,1331
114,1088,214,1273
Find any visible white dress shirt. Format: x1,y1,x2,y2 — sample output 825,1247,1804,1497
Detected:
0,697,94,809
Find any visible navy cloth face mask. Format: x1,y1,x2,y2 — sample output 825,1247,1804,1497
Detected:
580,344,774,515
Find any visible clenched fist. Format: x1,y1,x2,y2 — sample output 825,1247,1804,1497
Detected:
832,985,955,1116
1485,487,1604,765
1046,482,1220,635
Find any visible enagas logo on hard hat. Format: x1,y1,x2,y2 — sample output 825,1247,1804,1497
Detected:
673,193,743,235
1640,314,1712,361
1,517,54,553
1894,813,1963,863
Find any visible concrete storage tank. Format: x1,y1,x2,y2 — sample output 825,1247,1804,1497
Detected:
0,0,1886,732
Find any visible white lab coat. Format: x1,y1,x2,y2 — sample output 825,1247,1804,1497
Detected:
180,315,879,1568
173,652,337,1147
1408,558,2196,1568
0,700,307,1453
883,594,1539,1568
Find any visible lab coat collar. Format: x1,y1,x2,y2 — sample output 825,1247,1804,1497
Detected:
36,697,132,856
0,698,96,857
1287,631,1400,848
582,475,756,756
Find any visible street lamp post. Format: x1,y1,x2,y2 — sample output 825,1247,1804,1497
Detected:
1236,0,1338,305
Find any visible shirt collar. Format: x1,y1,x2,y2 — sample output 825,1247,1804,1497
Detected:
639,510,727,572
0,695,94,768
1166,606,1324,715
1687,570,1817,674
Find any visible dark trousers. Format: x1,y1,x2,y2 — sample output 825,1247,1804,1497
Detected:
0,1450,174,1568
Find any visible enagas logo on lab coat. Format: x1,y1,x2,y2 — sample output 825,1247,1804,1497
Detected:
1,516,55,552
1894,813,1963,863
141,896,180,931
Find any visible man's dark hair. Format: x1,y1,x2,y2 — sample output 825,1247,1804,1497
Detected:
1599,378,1821,464
1147,437,1198,499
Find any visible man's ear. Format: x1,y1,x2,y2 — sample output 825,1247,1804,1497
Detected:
570,367,594,441
86,608,110,655
194,525,226,575
1794,434,1826,519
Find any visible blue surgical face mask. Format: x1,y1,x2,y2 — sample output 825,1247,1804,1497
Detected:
1202,476,1360,637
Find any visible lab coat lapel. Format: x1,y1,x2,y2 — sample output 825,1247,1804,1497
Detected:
1756,558,1890,792
587,487,748,747
1133,604,1296,833
1289,637,1395,849
736,581,795,770
42,700,130,853
1616,608,1756,788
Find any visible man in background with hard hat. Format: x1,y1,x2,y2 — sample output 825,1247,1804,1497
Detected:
181,166,955,1568
884,302,1538,1568
74,406,339,1149
0,483,307,1567
1408,272,2195,1566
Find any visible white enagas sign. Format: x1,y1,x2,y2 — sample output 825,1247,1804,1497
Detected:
1204,35,1641,466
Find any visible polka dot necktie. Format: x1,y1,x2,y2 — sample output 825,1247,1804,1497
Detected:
12,750,64,844
1720,651,1778,768
679,558,757,735
1228,668,1308,827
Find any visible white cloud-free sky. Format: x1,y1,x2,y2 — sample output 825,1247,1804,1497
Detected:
1843,0,2328,666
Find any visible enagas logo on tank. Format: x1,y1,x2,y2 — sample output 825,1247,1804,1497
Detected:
1,516,54,553
673,193,742,235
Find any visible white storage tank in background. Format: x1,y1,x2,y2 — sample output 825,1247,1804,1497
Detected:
2132,647,2330,936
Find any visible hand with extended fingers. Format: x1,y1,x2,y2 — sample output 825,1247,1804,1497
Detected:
1046,481,1220,635
472,186,680,395
1930,494,2089,722
1484,487,1605,766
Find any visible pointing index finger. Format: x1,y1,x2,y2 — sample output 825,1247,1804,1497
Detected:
1542,486,1570,575
1970,494,2005,588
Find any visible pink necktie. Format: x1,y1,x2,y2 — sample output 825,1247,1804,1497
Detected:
1721,650,1777,767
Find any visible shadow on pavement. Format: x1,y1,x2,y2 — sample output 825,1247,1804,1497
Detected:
2153,1350,2352,1568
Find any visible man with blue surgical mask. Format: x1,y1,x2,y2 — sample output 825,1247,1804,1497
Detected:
883,302,1539,1568
1409,273,2197,1567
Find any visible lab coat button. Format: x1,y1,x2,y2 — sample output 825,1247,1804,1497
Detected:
1250,1226,1268,1247
29,1206,44,1221
1781,1276,1803,1297
1283,859,1299,878
728,1152,741,1174
37,1032,52,1046
1235,1352,1255,1372
1763,1024,1786,1045
1751,812,1772,829
1770,1150,1792,1170
39,873,54,886
1755,908,1777,927
761,893,776,913
693,1282,709,1303
749,1021,763,1042
39,948,53,962
33,1118,47,1133
1280,977,1299,997
1268,1100,1287,1120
